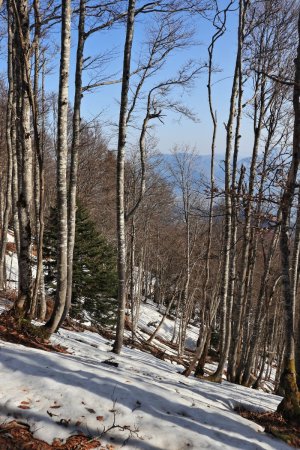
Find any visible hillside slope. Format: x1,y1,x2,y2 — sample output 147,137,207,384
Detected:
0,321,290,450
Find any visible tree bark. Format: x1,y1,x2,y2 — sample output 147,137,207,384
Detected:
113,0,136,354
13,0,33,314
0,0,14,290
30,0,46,319
208,0,246,383
277,10,300,421
57,0,86,330
45,0,71,333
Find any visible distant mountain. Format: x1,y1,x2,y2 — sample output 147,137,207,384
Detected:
154,153,252,189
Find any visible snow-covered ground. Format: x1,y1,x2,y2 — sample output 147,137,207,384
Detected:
5,230,18,290
0,236,288,449
5,252,18,290
0,326,290,449
137,301,199,350
5,229,37,290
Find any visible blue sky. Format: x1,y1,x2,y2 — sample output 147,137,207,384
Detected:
76,8,252,156
8,4,254,157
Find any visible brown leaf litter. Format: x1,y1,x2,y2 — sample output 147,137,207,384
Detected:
236,406,300,448
0,419,112,449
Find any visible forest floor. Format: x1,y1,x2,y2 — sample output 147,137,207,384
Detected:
0,299,297,449
238,408,300,448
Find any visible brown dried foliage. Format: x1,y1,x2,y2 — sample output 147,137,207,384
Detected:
0,420,107,449
236,407,300,448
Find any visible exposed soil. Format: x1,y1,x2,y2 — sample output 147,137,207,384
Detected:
0,420,112,449
236,407,300,448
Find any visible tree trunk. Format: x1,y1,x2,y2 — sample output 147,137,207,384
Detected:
57,0,86,330
277,10,300,422
45,0,71,333
113,0,136,354
13,0,33,314
291,190,300,389
0,0,14,290
30,0,46,319
208,0,246,383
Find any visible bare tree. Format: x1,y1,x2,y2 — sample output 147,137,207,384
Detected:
112,0,136,354
183,0,234,378
13,0,34,314
0,0,14,290
208,0,248,383
277,9,300,422
44,0,72,333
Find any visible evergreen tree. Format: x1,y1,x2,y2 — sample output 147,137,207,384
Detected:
44,204,117,325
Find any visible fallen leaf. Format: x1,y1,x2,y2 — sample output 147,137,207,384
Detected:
47,410,59,417
102,359,119,368
58,418,70,427
18,405,30,410
50,404,61,409
96,416,104,421
85,407,96,414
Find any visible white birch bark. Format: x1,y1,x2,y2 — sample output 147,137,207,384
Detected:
57,0,86,330
277,10,300,420
0,0,14,289
113,0,136,354
13,0,33,314
45,0,71,333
